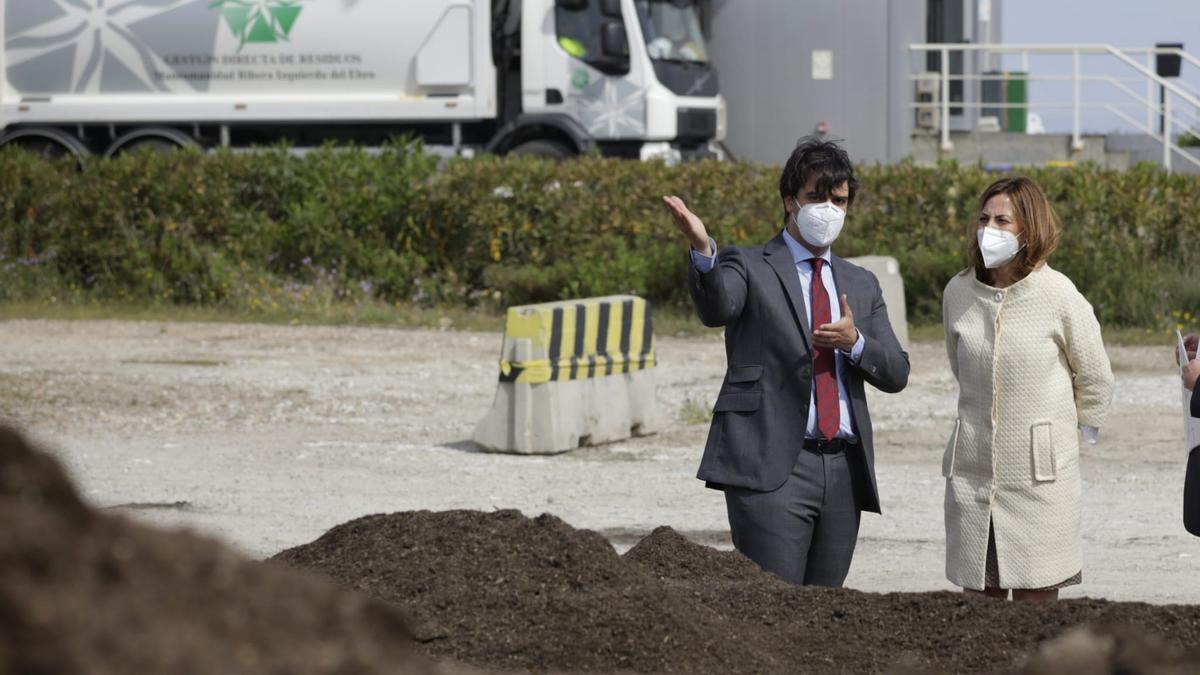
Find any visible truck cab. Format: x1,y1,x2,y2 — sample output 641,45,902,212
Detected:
501,0,726,161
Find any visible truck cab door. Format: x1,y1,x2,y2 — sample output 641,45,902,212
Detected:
524,0,650,140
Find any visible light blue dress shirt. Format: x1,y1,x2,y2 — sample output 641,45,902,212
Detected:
690,231,865,441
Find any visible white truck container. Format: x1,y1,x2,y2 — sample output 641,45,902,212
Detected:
0,0,726,160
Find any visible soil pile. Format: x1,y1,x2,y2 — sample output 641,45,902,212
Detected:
280,517,1200,674
0,426,438,675
8,418,1194,675
273,510,780,673
627,527,1200,673
1021,625,1199,675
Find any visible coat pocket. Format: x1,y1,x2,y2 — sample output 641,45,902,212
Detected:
942,419,961,479
713,391,761,412
725,365,763,384
715,365,763,412
1031,421,1056,482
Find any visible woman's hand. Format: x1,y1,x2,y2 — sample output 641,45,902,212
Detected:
1180,333,1199,362
1179,334,1198,392
661,195,712,257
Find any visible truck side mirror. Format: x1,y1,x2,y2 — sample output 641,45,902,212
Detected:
556,0,587,9
600,21,628,58
585,21,629,75
601,0,622,17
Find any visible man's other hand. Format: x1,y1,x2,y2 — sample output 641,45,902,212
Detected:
814,294,860,351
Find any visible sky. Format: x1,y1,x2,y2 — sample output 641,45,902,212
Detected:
1001,0,1200,134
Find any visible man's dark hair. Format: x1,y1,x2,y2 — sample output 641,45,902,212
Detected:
778,137,860,223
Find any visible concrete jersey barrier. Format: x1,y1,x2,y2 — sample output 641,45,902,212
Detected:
474,295,660,454
846,255,909,350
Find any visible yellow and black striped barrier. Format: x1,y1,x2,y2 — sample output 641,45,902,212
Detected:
475,294,660,453
497,296,656,385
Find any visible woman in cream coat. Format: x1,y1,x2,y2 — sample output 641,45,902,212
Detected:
942,177,1114,602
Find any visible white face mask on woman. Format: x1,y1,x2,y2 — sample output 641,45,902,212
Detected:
977,226,1025,269
793,201,846,248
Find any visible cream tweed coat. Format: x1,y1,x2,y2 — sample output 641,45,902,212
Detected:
941,264,1113,590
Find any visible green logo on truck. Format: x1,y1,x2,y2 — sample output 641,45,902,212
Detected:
211,0,304,49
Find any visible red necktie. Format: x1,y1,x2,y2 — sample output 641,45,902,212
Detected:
810,258,840,440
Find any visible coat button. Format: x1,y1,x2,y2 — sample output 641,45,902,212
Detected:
993,292,1003,302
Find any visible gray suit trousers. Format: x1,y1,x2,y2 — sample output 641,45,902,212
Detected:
724,447,861,587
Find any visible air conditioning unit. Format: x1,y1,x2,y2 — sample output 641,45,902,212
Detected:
915,74,940,98
915,73,940,130
916,107,941,130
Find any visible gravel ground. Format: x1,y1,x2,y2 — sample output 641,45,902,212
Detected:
0,318,1195,603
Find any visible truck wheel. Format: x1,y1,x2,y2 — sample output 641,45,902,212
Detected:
509,140,575,159
0,128,91,162
120,138,183,155
105,127,198,157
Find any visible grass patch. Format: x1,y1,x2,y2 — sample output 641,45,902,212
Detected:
909,322,1184,347
0,373,35,407
908,323,943,344
122,359,226,368
1101,326,1191,347
678,395,713,425
0,298,719,338
1,300,1180,349
0,299,506,333
650,306,722,339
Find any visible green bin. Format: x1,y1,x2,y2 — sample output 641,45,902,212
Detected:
1005,71,1027,133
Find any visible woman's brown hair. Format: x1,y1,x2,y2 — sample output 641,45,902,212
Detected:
969,176,1061,281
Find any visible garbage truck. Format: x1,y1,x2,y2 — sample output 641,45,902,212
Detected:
0,0,726,160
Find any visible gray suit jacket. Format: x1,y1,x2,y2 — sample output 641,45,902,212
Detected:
688,232,910,513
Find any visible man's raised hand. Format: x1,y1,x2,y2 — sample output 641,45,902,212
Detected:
661,195,712,257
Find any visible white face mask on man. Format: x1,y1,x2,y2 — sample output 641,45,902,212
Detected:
792,201,846,248
976,226,1025,269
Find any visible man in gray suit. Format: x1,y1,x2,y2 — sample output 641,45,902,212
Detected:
661,137,909,587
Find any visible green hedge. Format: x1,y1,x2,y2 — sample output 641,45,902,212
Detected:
2,141,1197,328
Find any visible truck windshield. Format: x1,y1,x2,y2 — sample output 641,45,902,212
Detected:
634,0,708,64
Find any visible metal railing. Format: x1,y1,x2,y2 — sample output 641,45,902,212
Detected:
908,43,1200,172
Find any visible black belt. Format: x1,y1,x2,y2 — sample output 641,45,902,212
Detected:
804,438,857,454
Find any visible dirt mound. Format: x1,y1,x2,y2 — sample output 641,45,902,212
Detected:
0,426,91,525
280,517,1200,674
0,427,438,675
624,525,763,582
1021,624,1200,675
9,418,1194,675
273,510,780,673
627,527,1200,674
